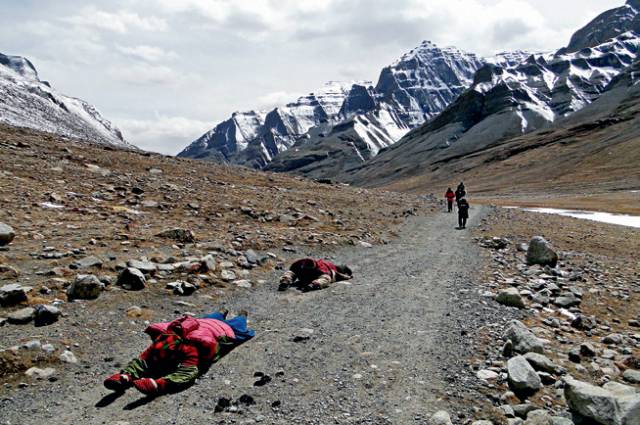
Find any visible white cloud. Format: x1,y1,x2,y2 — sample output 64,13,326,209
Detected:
256,91,302,109
63,6,168,34
116,115,213,154
116,45,178,62
107,63,201,86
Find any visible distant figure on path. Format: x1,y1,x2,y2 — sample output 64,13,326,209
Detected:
103,310,254,396
455,182,466,206
445,188,455,213
458,198,470,229
279,258,353,291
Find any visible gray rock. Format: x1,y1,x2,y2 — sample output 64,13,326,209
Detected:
472,422,494,425
564,376,640,425
127,260,157,274
524,352,563,375
513,404,539,419
0,222,15,246
166,281,197,296
623,369,640,384
33,304,61,326
59,350,78,364
25,367,57,380
497,288,526,308
116,268,146,291
70,256,103,270
505,320,545,354
220,270,236,282
550,417,574,425
8,307,35,324
524,410,553,425
233,280,252,289
429,411,453,425
508,355,542,393
526,237,558,268
0,284,32,306
602,334,624,345
67,274,104,300
155,228,195,243
553,293,581,308
244,249,259,264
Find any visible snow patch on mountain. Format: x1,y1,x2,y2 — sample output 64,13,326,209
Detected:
0,52,129,148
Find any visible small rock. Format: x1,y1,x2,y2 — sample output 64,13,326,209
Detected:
504,320,544,354
8,307,35,324
70,256,103,270
429,410,453,425
497,288,526,308
67,274,104,300
59,350,78,364
477,369,500,381
116,268,146,291
623,369,640,384
33,304,61,327
526,237,558,268
25,367,57,380
0,284,32,307
507,355,542,393
220,270,236,282
0,222,16,246
156,228,195,243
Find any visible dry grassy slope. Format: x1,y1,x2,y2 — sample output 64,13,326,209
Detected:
0,124,427,254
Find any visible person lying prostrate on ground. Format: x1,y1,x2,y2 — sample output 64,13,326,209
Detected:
445,188,455,213
279,258,353,291
103,309,254,396
458,198,470,229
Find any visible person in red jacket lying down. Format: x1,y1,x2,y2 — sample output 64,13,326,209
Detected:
103,309,254,396
278,258,353,291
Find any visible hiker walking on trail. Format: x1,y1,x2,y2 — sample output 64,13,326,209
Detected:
279,258,353,291
457,198,470,229
455,182,466,206
104,310,254,396
445,188,455,213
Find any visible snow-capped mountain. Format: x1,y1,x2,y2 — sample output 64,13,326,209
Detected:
0,52,130,148
343,14,640,187
179,42,530,170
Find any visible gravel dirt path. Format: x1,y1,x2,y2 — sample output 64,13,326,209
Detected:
2,206,501,425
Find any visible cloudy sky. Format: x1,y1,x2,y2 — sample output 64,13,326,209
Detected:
0,0,617,154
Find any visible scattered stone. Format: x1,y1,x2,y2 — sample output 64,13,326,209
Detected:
623,369,640,384
25,367,57,380
220,270,236,282
0,284,32,306
233,280,252,289
33,304,61,327
602,334,624,345
497,288,526,308
126,306,144,318
429,411,453,425
116,268,146,291
0,222,16,246
70,256,103,270
166,281,197,296
127,260,157,274
59,350,78,364
523,410,553,425
507,355,542,393
564,376,640,425
8,307,35,324
67,274,104,300
526,236,558,268
156,228,195,243
553,293,581,308
477,369,500,381
504,321,545,354
524,352,563,375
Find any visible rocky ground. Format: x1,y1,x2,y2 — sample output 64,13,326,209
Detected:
0,124,638,425
470,207,640,424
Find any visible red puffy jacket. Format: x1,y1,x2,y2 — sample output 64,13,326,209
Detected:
445,190,455,201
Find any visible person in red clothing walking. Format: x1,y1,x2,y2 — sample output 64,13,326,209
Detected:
445,188,455,213
279,258,353,291
103,310,254,397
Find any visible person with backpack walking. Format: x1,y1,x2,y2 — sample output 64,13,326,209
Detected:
445,188,455,213
455,182,466,206
457,198,470,229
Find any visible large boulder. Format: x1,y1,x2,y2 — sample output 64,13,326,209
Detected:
0,283,32,306
155,228,195,243
0,223,15,246
67,275,104,300
507,355,542,393
497,288,526,308
504,320,545,354
116,267,146,290
564,377,640,425
526,237,558,268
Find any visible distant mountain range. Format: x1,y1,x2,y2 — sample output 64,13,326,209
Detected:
179,0,640,188
0,53,129,147
178,42,532,171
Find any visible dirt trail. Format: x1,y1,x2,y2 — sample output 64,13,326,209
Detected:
3,206,503,425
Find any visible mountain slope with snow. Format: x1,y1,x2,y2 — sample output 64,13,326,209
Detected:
342,2,640,188
0,53,129,148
